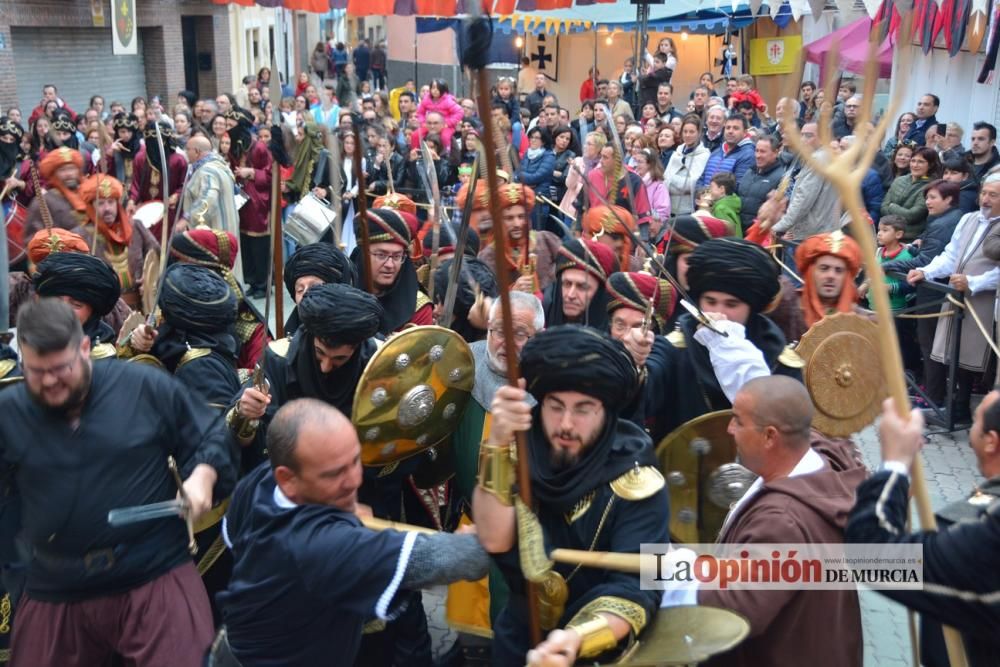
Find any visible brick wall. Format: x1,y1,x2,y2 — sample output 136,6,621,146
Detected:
0,0,232,112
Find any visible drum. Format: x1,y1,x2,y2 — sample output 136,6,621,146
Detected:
4,200,26,267
285,193,336,246
133,201,165,230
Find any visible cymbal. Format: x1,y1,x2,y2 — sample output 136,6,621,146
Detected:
617,606,750,666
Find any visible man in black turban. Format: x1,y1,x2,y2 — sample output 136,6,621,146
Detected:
150,263,242,411
352,208,433,334
630,237,803,444
283,242,357,336
472,325,669,667
232,282,383,469
33,252,121,354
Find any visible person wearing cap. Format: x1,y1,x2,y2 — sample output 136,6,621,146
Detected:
283,241,356,336
32,251,124,360
416,218,480,292
0,298,236,667
126,120,188,237
108,112,142,192
542,238,616,329
73,174,159,311
473,325,669,666
23,147,88,240
352,208,434,334
636,238,803,443
581,205,640,274
606,271,676,340
476,183,561,294
224,107,272,299
795,230,866,328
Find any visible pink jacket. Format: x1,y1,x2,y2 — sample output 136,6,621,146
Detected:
412,92,464,149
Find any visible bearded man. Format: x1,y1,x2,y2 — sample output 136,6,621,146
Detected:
73,174,159,310
795,230,865,327
24,147,89,239
0,298,235,667
474,325,670,666
477,183,561,295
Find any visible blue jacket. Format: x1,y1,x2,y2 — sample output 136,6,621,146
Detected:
861,168,885,224
699,138,755,188
517,149,556,192
902,114,937,146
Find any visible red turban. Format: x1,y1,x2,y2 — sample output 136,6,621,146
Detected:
79,174,133,246
38,147,87,214
582,205,635,272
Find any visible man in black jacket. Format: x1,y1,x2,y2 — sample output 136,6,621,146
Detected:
737,134,786,232
966,121,1000,181
846,392,1000,667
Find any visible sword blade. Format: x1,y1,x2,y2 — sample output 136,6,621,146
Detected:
108,499,186,527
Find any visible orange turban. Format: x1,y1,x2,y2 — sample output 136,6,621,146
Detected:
582,205,635,272
456,181,535,214
79,174,133,246
796,230,863,328
27,228,90,265
372,192,417,217
38,147,87,214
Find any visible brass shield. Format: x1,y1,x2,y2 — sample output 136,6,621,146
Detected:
619,606,750,666
353,325,474,466
796,312,886,437
655,410,757,544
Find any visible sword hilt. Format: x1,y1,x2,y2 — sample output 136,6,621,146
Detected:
167,456,197,555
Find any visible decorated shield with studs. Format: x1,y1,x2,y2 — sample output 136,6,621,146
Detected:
655,410,756,544
353,325,474,466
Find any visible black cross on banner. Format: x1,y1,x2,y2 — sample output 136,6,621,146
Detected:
531,46,552,70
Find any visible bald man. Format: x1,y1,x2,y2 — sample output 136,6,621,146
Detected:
218,399,490,667
180,135,241,252
660,376,867,667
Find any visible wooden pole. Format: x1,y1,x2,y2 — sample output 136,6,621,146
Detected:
353,131,374,294
777,25,967,667
475,67,543,648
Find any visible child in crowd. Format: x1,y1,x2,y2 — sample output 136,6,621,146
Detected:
729,74,766,113
862,215,915,312
708,172,743,237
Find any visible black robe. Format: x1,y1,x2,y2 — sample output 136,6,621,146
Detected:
491,417,670,666
633,313,802,444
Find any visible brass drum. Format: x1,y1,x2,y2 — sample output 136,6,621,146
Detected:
285,193,336,246
619,606,750,665
353,326,474,466
655,410,757,544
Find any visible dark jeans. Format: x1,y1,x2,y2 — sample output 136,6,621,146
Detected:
372,68,386,90
239,233,270,291
925,361,973,417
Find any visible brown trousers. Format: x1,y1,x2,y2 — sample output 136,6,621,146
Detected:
11,562,213,667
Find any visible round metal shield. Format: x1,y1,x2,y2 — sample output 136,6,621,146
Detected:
353,325,474,466
796,313,887,437
655,410,756,544
617,606,750,666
